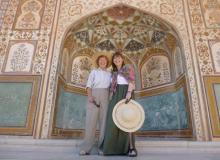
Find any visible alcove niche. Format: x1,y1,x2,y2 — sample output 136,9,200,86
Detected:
52,5,193,139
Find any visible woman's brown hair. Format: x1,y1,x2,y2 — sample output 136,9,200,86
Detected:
112,52,125,72
96,55,109,68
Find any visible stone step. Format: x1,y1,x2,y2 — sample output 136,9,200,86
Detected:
1,136,220,148
0,136,220,160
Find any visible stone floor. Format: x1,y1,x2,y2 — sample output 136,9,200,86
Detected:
0,136,220,160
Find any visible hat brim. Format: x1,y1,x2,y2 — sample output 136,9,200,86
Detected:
112,99,145,133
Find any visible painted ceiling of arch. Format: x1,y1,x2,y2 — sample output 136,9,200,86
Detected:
65,5,178,58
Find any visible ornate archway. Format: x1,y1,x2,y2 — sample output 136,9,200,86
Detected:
52,5,193,138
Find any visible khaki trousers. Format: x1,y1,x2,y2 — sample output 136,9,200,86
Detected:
81,88,109,153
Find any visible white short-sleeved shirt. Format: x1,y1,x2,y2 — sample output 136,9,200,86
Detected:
86,68,111,89
117,74,128,84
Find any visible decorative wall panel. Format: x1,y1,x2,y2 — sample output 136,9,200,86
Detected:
60,48,69,80
200,0,220,28
0,75,41,135
3,41,36,73
214,84,220,116
174,47,184,78
0,82,32,126
14,0,44,30
141,55,171,88
71,56,93,87
55,87,87,130
62,5,176,59
138,88,189,131
0,0,9,29
204,76,220,137
209,41,220,73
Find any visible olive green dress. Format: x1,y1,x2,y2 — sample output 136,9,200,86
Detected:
102,84,131,155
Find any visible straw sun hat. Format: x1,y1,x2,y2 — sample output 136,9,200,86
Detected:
112,99,145,133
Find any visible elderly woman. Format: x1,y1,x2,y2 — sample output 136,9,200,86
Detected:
79,54,111,155
101,52,137,157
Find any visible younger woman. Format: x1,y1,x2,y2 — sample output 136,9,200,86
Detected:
101,52,137,157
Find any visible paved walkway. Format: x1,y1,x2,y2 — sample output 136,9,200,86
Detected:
0,137,220,160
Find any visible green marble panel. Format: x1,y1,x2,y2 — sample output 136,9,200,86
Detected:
137,87,189,131
0,83,32,127
55,87,87,129
214,84,220,117
55,86,190,132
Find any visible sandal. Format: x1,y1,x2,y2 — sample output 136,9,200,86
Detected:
79,150,90,156
128,148,137,157
98,149,104,155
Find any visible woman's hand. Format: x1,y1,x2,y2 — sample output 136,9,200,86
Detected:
126,91,132,100
88,96,95,103
87,87,95,103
